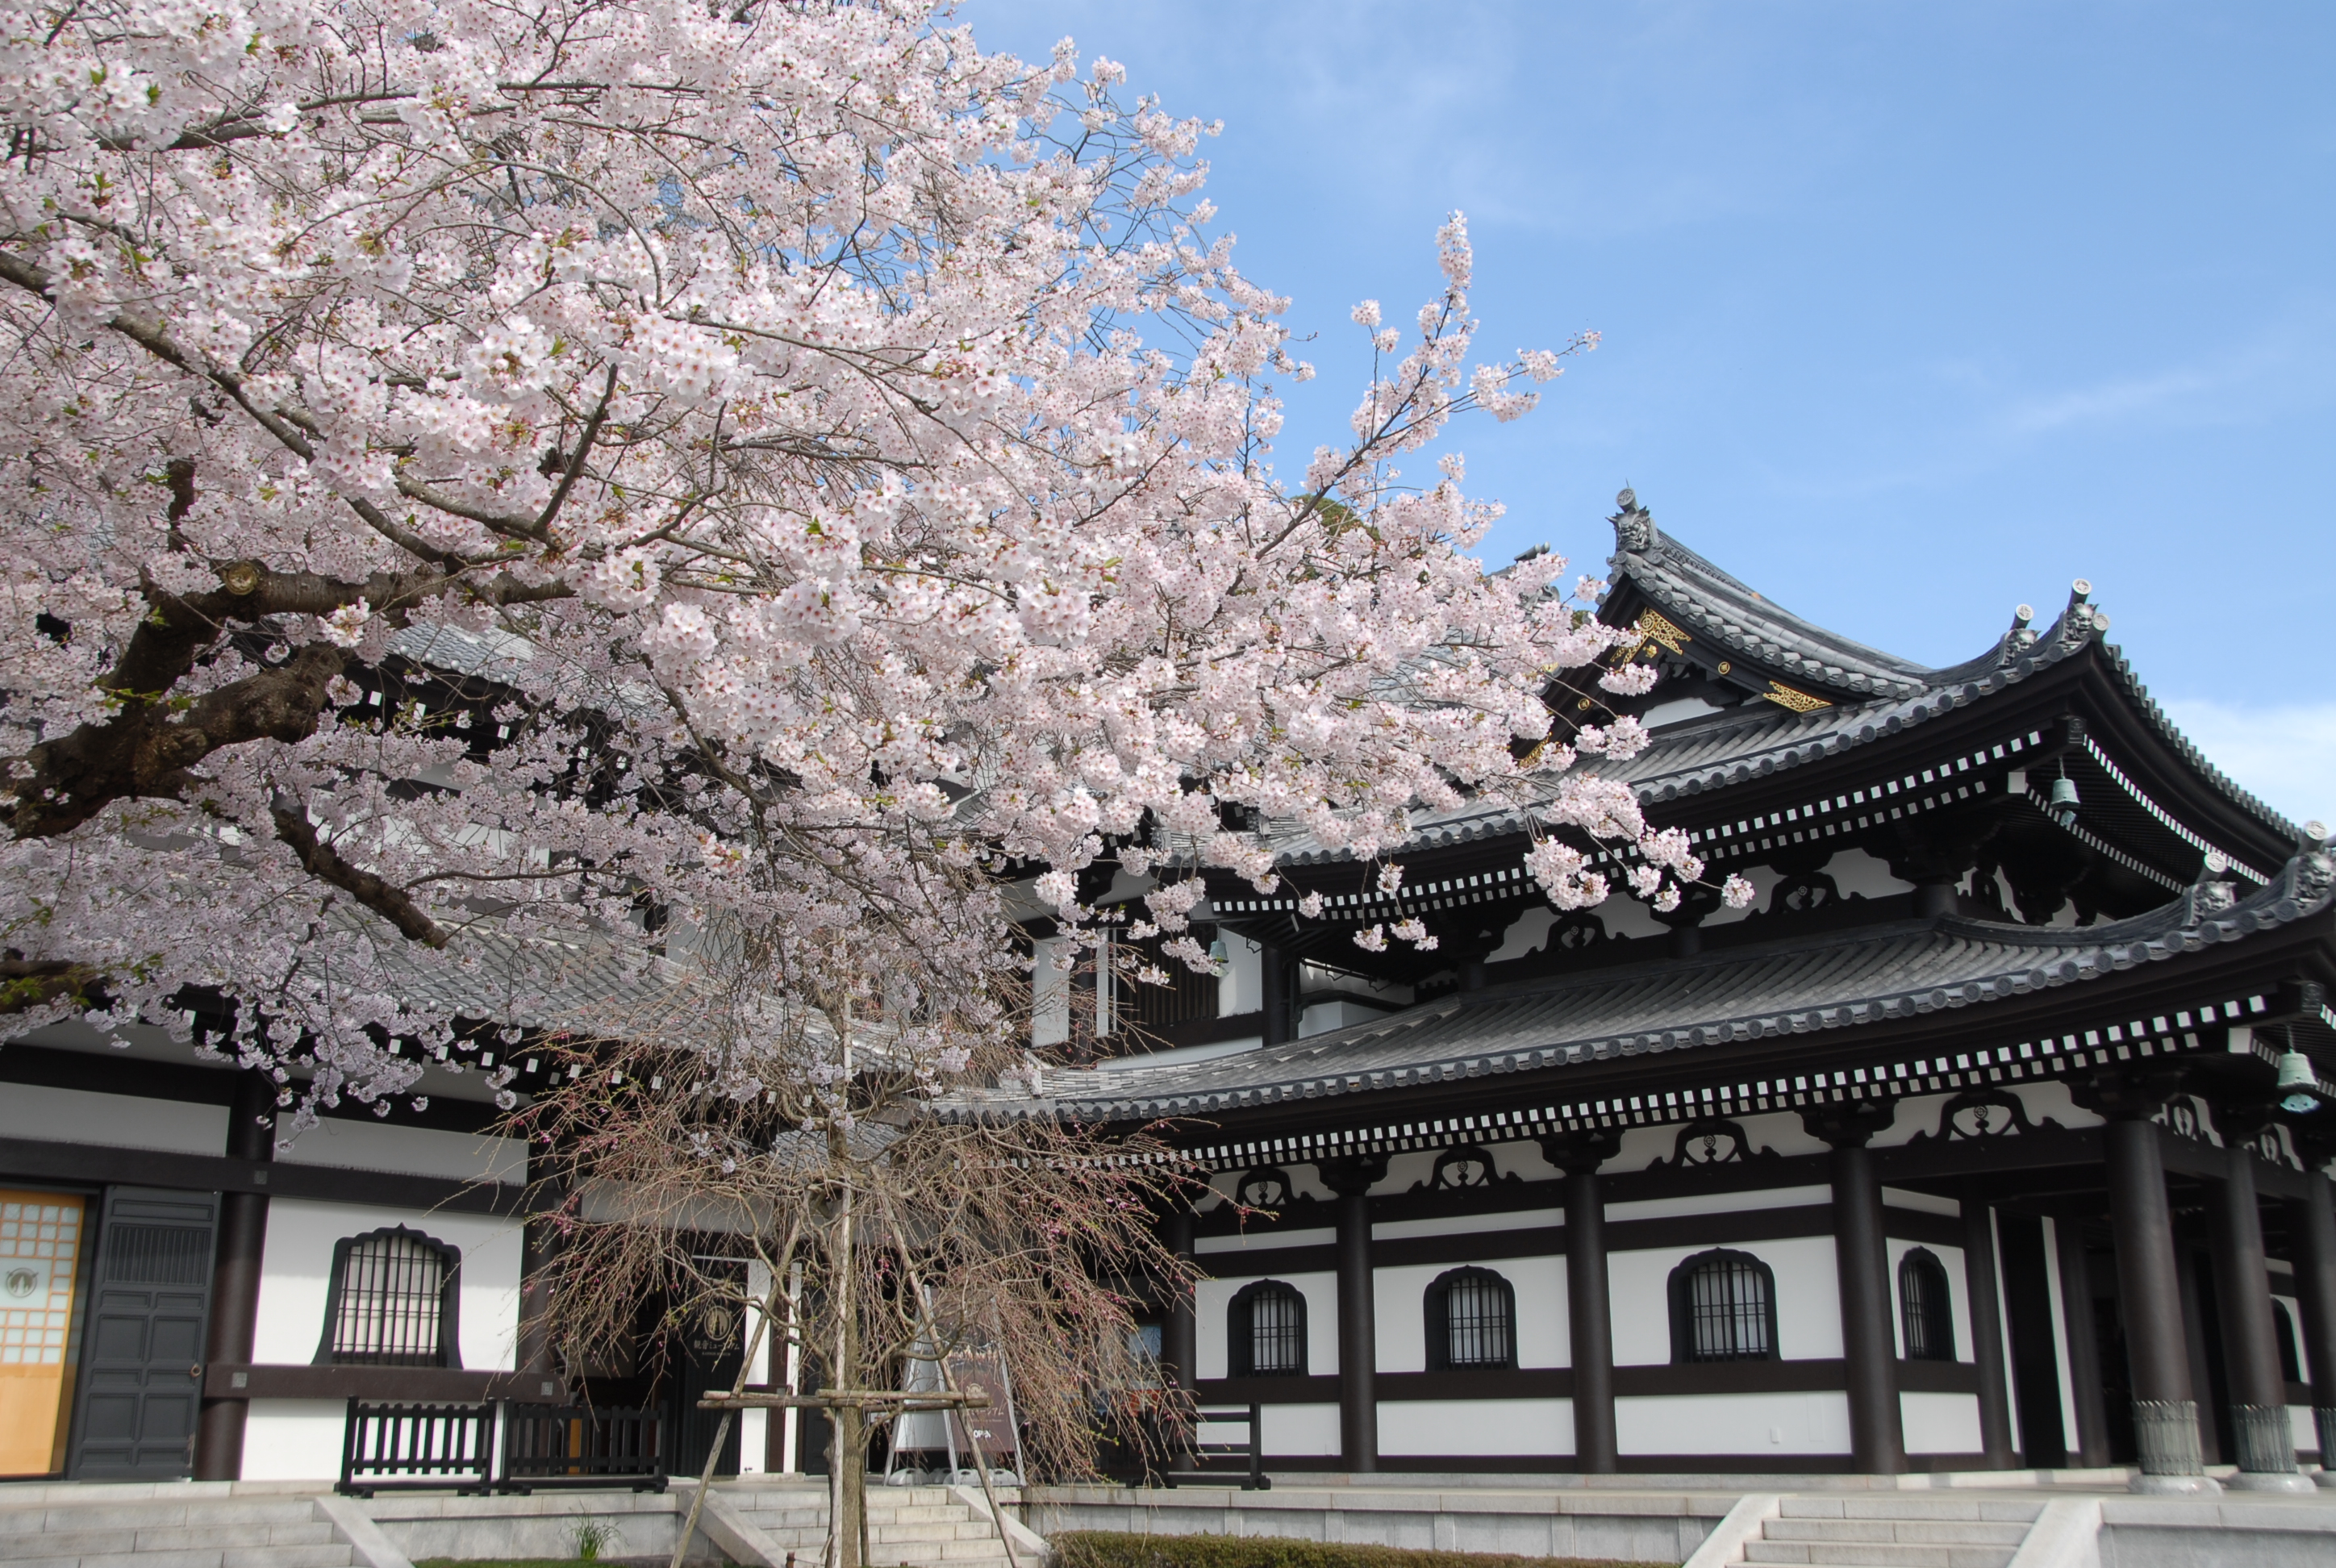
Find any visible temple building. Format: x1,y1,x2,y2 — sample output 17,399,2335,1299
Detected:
1015,493,2336,1493
2,493,2332,1495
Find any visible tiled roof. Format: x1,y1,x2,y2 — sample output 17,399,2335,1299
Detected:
1612,521,1938,699
974,850,2335,1122
374,921,714,1043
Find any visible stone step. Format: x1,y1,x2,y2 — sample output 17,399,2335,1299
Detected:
0,1502,324,1533
0,1550,352,1568
1742,1542,2017,1568
868,1523,995,1543
1763,1520,2032,1546
1776,1499,2042,1524
874,1548,1012,1568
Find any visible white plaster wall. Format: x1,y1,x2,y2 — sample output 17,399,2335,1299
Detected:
2014,1078,2100,1129
739,1260,772,1474
252,1199,524,1372
1378,1151,1441,1192
1595,896,1668,942
2293,1405,2320,1453
1616,1391,1852,1456
1216,936,1262,1017
1377,1398,1573,1457
1299,999,1395,1037
2040,1217,2079,1454
1031,936,1069,1047
1611,1112,1829,1172
273,1115,525,1184
1195,1227,1333,1256
1193,1270,1337,1380
1825,848,1915,901
0,1083,227,1155
1886,1237,1973,1362
2274,1292,2310,1382
1900,1392,1983,1455
1487,908,1554,961
1093,1036,1261,1074
1200,1164,1333,1207
240,1398,346,1482
1882,1188,1959,1218
1374,1207,1560,1241
1250,1402,1340,1457
1608,1235,1842,1365
1700,866,1782,929
1373,1256,1567,1374
1607,1188,1829,1224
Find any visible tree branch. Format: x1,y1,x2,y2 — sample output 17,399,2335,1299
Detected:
271,807,450,949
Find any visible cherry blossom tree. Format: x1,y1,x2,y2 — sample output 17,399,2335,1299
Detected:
0,0,1729,1128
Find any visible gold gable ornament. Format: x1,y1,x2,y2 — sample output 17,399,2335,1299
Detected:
1633,609,1692,657
1760,682,1832,714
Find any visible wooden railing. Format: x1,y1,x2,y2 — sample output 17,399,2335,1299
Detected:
337,1399,666,1495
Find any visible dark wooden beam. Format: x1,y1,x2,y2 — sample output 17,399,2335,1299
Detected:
0,1134,527,1215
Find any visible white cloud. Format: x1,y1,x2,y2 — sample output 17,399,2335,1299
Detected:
2155,697,2336,833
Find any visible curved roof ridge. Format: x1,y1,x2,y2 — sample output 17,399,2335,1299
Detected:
1606,493,1961,699
2099,641,2303,842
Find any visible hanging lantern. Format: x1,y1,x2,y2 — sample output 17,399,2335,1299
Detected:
2049,769,2079,828
2277,1048,2320,1114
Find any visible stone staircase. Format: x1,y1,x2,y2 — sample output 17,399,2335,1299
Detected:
1729,1495,2047,1568
722,1483,1027,1568
0,1486,357,1568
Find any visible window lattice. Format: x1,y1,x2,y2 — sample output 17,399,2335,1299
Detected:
1898,1249,1954,1362
1681,1253,1772,1362
1438,1270,1514,1370
1241,1282,1305,1377
326,1228,457,1367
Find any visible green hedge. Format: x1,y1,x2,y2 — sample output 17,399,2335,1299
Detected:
1053,1529,1667,1568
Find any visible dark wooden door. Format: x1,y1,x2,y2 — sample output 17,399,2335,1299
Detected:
69,1188,217,1478
670,1257,747,1478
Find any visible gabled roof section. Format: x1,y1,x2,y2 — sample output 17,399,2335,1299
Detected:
987,849,2336,1123
1605,490,1965,702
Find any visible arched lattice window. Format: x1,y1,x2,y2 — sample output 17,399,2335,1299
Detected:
1898,1248,1955,1362
1668,1249,1776,1363
1227,1279,1307,1377
315,1226,462,1367
1425,1267,1516,1371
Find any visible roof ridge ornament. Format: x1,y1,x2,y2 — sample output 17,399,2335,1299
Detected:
2057,578,2111,648
1610,486,1655,555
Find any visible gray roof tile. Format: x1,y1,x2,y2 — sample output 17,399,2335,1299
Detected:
976,850,2335,1121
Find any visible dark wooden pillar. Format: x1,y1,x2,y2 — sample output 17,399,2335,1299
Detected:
2081,1068,2220,1491
194,1071,273,1480
2051,1211,2113,1468
2206,1128,2313,1489
1164,1205,1198,1391
1259,943,1295,1047
1804,1103,1904,1474
1544,1130,1621,1473
1959,1181,2017,1468
1319,1154,1385,1473
2285,1149,2336,1486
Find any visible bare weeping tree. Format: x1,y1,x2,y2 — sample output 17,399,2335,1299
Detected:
511,885,1198,1568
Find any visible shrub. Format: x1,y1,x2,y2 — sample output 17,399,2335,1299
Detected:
1053,1529,1667,1568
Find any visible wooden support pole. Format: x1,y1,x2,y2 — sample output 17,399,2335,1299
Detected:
2101,1111,2217,1491
1805,1103,1903,1476
2284,1163,2336,1487
194,1070,273,1482
2207,1137,2312,1489
1958,1181,2016,1470
1320,1154,1385,1474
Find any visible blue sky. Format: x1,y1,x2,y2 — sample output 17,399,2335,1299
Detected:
970,0,2335,824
